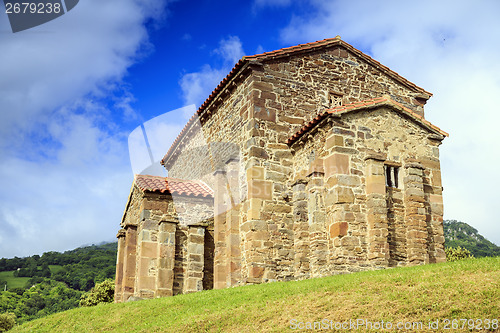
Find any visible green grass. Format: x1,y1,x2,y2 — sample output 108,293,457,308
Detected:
48,265,63,274
0,266,63,290
11,257,500,332
0,271,30,290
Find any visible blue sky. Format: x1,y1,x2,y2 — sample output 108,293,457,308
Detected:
1,0,499,258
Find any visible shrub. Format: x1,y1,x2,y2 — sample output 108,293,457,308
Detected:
79,279,114,307
0,312,16,332
445,246,474,262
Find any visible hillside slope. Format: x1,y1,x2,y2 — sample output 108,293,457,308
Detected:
444,220,500,257
11,257,500,333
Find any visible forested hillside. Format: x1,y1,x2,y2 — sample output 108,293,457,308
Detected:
0,242,117,324
443,220,500,257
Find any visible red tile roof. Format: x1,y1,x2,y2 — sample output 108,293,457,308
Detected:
134,174,213,198
287,96,449,145
160,36,432,168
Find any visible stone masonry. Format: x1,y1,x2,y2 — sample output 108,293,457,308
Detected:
115,37,448,302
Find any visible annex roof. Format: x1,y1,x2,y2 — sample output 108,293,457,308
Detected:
161,36,432,167
287,96,449,146
134,174,213,198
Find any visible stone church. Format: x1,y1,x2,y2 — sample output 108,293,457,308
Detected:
114,36,448,302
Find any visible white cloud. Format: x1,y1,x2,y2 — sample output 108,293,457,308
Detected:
279,0,500,245
128,105,195,176
255,45,265,55
180,36,245,107
0,0,170,257
0,104,133,257
213,35,245,65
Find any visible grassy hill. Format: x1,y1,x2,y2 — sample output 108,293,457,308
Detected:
10,257,499,332
0,266,65,291
0,271,30,290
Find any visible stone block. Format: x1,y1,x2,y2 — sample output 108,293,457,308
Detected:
280,115,304,124
365,161,384,176
138,276,156,291
143,219,158,230
249,146,269,159
307,158,324,175
273,204,292,214
419,157,440,170
248,180,273,200
157,269,174,288
340,236,359,247
405,195,426,203
407,167,424,176
330,222,348,238
188,262,204,272
249,265,265,278
250,219,268,231
185,278,203,293
266,170,287,182
158,257,174,270
326,134,344,149
429,194,443,203
334,187,355,204
365,175,385,194
430,202,443,215
327,175,361,187
431,171,442,187
247,166,265,181
247,198,263,220
188,243,204,255
156,289,173,297
141,241,158,258
253,105,276,122
158,232,175,245
325,153,350,176
253,81,273,91
247,230,269,241
434,235,445,244
140,210,151,220
406,188,425,197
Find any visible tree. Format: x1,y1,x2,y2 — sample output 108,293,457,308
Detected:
39,264,51,278
79,279,115,307
0,312,15,332
445,246,474,262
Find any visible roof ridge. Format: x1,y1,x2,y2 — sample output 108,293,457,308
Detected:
243,37,340,61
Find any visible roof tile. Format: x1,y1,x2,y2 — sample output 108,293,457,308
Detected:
134,174,213,198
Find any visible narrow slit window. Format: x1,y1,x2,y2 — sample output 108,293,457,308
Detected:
385,165,399,188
